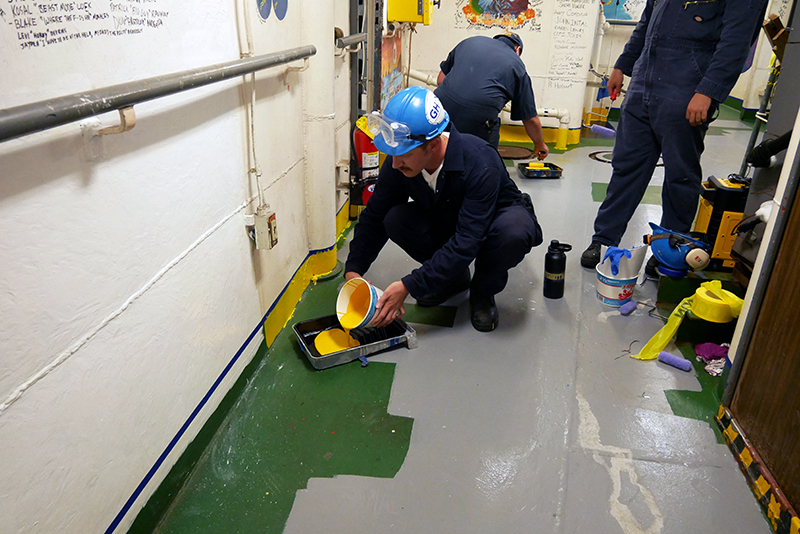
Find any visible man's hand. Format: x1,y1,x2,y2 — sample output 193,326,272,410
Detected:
371,280,409,327
344,271,361,282
686,93,713,127
522,117,548,160
534,141,549,160
608,68,624,101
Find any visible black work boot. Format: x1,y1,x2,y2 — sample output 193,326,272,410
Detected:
470,294,498,332
416,269,471,307
644,255,660,277
580,242,602,268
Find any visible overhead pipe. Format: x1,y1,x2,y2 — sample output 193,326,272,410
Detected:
404,67,572,150
0,46,317,143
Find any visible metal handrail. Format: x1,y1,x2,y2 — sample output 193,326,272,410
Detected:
336,32,367,49
0,45,316,143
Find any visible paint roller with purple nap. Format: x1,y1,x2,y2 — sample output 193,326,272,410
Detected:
657,351,692,372
590,124,616,138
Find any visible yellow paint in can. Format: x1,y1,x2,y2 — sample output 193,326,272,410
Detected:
340,282,371,330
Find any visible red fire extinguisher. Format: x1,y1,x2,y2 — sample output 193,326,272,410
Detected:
351,116,380,205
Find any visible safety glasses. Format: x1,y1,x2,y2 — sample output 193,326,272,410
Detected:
367,112,426,148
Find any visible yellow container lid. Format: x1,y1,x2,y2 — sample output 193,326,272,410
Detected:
691,281,742,323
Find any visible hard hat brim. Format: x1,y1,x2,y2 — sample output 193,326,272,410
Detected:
373,133,421,156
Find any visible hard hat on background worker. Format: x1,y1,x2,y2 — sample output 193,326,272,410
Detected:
494,32,523,55
368,86,450,156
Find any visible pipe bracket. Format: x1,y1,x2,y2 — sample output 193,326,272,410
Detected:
98,106,136,136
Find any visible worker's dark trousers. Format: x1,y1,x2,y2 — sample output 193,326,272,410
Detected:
384,200,541,298
434,89,501,148
592,88,716,246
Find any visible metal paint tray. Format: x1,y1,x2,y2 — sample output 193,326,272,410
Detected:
293,314,417,370
517,162,563,179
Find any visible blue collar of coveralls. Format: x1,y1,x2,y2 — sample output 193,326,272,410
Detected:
439,125,466,176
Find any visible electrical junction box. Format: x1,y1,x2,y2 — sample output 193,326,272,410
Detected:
254,205,277,250
388,0,432,25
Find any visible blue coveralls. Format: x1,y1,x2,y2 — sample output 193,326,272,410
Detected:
434,36,538,148
345,127,543,299
592,0,766,246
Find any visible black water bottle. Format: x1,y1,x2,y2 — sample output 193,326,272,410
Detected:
543,240,572,299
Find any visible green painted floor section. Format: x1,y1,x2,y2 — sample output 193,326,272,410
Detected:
666,341,729,444
133,101,757,532
591,182,662,205
650,273,742,444
149,277,417,534
403,302,458,327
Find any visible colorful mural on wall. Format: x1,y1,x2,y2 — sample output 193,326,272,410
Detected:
601,0,645,22
381,33,403,110
458,0,540,29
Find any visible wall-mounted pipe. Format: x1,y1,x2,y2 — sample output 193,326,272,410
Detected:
404,67,572,149
0,46,317,143
336,32,367,49
406,68,439,87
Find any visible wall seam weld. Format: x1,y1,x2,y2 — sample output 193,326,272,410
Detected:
0,197,256,416
263,157,303,190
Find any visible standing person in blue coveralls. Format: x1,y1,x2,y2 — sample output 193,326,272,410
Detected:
344,86,543,332
580,0,767,273
434,32,549,160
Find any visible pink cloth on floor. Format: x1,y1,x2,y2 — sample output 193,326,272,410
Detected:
695,342,728,362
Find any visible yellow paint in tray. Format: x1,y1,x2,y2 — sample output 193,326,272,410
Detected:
314,328,359,355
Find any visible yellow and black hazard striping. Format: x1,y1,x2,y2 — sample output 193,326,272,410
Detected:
717,406,800,534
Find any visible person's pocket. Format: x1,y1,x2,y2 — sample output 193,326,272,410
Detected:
520,193,544,247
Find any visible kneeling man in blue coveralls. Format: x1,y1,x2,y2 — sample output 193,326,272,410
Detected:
344,86,543,332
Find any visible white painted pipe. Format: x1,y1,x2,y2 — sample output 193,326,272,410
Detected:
585,10,610,116
406,68,438,87
300,2,337,261
404,67,571,140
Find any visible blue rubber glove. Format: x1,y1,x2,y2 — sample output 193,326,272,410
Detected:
603,246,632,276
596,80,610,101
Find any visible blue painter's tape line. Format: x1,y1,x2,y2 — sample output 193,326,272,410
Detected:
104,317,264,533
106,245,340,533
263,245,337,319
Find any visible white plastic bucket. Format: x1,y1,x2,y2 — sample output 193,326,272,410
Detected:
595,266,636,307
336,278,384,329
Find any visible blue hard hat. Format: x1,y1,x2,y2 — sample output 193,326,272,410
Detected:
370,86,449,156
647,223,710,272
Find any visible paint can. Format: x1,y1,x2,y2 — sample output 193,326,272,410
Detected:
336,278,384,329
595,266,637,307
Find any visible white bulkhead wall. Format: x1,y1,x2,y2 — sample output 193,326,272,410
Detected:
0,0,348,532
